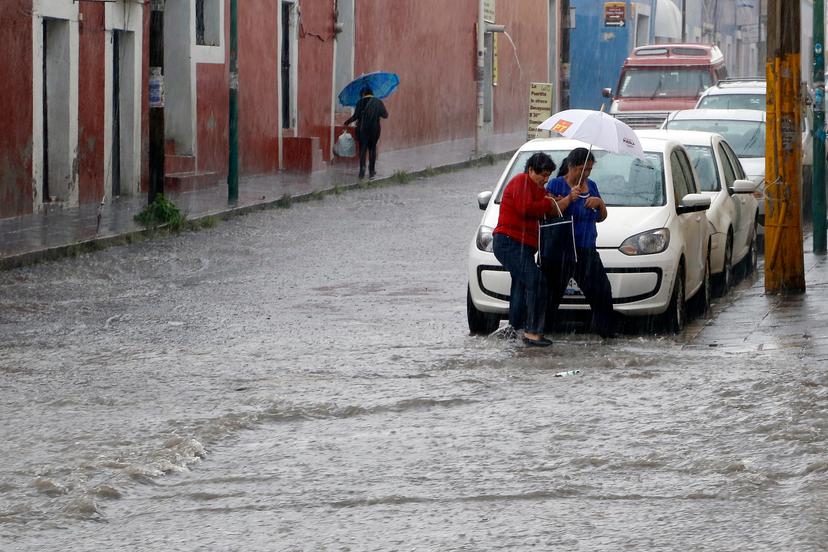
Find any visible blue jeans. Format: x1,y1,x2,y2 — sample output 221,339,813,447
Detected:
493,233,548,334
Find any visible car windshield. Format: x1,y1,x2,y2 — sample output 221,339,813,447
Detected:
684,145,720,192
618,68,712,98
664,119,765,158
495,150,666,207
697,93,765,110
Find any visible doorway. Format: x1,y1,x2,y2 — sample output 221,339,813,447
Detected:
110,29,136,198
280,0,298,130
42,18,72,204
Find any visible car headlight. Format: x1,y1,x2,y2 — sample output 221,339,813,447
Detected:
476,225,494,252
619,228,670,255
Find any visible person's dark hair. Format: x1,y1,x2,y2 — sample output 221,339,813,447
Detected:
524,152,556,174
361,86,373,97
556,158,569,178
566,147,596,167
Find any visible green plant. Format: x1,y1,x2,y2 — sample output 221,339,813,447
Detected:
391,170,411,184
134,194,184,230
275,194,292,208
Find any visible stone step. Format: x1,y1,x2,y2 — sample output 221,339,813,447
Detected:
164,171,219,193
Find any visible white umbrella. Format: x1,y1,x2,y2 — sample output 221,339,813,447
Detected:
537,108,646,160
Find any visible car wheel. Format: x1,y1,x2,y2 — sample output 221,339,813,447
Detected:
741,220,759,277
467,286,501,335
691,246,711,317
665,264,686,333
714,232,733,297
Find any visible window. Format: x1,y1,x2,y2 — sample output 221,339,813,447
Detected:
718,143,738,193
684,145,720,192
196,0,221,47
495,150,665,207
670,150,693,205
619,68,713,98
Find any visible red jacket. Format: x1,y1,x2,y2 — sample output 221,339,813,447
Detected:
493,173,554,249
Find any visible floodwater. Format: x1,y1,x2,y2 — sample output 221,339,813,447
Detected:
1,165,826,551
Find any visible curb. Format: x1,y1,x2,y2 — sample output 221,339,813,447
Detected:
0,150,516,271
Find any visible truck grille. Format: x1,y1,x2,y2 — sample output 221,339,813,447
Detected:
614,112,670,129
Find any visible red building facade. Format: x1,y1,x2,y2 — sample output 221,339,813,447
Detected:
0,0,554,220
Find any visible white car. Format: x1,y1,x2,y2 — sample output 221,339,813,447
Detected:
638,129,760,294
695,78,766,111
694,79,813,203
662,109,767,232
467,137,712,335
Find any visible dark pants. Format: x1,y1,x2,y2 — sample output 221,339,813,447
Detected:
493,233,547,335
358,131,380,177
543,247,615,337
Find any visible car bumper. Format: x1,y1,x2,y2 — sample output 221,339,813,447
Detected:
468,247,677,318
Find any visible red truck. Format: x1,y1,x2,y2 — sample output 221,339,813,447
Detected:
603,43,727,128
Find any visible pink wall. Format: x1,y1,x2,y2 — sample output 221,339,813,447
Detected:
238,0,279,174
0,1,33,218
492,1,550,135
296,0,336,158
78,3,106,205
354,0,478,150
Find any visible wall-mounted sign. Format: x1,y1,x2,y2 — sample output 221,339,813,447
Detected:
528,83,554,140
604,2,625,27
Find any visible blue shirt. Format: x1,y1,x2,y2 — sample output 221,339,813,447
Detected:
545,176,602,248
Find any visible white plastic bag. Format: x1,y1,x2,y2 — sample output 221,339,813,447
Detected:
333,130,356,158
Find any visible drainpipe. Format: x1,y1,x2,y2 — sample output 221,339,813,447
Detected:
277,4,283,170
330,1,339,161
228,0,239,203
475,0,484,155
813,0,826,252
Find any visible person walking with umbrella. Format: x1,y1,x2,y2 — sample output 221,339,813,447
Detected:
344,86,388,179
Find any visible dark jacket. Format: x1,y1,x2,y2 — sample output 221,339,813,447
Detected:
344,96,388,142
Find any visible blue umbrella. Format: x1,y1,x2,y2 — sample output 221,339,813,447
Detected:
338,71,400,107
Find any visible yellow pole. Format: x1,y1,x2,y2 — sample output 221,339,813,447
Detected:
765,0,805,293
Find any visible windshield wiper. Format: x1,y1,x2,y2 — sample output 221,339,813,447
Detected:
649,76,664,100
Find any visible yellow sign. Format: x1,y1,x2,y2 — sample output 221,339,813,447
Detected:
528,83,554,139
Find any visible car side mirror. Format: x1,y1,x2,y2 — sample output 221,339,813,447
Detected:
602,87,613,98
477,191,493,210
677,193,711,214
729,179,757,195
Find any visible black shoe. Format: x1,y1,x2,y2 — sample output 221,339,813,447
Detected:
369,171,376,179
358,172,366,179
522,336,553,347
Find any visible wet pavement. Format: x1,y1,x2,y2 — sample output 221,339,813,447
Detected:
0,133,524,270
1,152,827,551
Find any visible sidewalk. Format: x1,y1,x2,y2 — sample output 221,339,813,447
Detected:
686,231,828,357
0,133,524,270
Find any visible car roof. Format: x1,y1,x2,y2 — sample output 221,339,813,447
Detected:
700,80,766,95
666,108,766,123
636,129,719,147
517,136,674,155
626,43,724,65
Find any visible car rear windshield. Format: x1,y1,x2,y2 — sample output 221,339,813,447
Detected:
619,67,712,98
697,93,765,110
496,150,666,207
664,119,765,158
684,146,720,192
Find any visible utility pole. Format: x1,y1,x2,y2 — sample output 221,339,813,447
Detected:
148,0,165,204
228,0,239,203
765,0,805,292
813,0,826,253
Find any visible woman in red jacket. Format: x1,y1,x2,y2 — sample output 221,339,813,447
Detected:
493,152,580,346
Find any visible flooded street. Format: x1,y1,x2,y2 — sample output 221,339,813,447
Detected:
1,164,827,551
